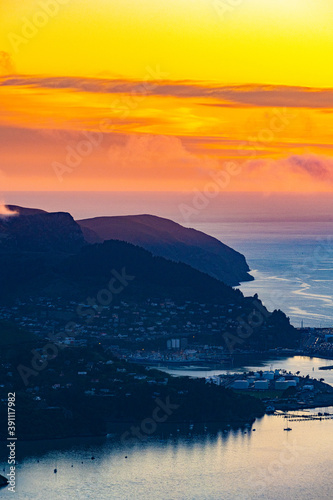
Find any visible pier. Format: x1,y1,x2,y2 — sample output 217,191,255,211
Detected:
276,411,333,422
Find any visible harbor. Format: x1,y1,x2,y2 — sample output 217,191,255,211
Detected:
205,367,333,413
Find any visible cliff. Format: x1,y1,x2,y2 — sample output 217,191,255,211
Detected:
78,214,253,286
0,206,85,253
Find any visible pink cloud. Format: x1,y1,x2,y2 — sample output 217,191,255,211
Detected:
241,154,333,190
107,134,219,179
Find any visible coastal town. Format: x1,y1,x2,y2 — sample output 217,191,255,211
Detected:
1,292,333,443
1,296,332,364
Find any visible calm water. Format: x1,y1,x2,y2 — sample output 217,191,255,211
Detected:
155,355,333,386
1,410,333,499
1,356,333,499
1,193,333,497
187,221,333,328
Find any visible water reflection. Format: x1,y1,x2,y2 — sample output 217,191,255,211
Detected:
155,355,333,386
1,410,333,500
1,356,333,499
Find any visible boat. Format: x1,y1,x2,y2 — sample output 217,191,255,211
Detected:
283,427,292,431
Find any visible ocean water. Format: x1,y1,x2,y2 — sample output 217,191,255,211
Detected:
2,191,332,327
186,221,333,328
2,191,332,326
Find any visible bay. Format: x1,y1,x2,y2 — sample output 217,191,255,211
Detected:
1,356,333,499
184,221,333,328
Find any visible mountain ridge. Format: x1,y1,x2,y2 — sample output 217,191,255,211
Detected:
77,213,253,286
0,205,85,253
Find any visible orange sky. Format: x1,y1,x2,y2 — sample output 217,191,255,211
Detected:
0,0,333,191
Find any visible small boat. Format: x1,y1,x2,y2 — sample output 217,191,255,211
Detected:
284,427,292,431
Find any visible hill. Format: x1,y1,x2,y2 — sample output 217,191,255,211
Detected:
0,206,85,252
77,214,253,286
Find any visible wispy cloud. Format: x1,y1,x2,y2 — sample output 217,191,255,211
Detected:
287,154,333,181
242,154,333,191
1,75,333,109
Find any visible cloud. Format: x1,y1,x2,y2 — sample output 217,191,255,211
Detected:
241,154,333,191
287,154,333,181
107,134,218,179
1,75,333,109
0,203,18,218
0,52,15,75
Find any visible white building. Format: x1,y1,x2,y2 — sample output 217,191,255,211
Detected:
254,380,269,390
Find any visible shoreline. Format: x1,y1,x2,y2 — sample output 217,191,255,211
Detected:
271,401,333,412
0,419,259,444
146,351,333,370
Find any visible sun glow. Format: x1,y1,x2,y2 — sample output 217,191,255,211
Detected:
0,0,332,192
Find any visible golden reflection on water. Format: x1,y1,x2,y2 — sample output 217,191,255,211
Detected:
2,410,333,500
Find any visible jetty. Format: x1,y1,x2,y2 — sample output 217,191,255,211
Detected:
276,411,333,422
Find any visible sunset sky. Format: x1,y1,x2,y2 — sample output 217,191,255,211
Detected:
1,0,333,191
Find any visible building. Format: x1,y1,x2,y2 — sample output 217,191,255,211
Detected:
254,380,269,390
